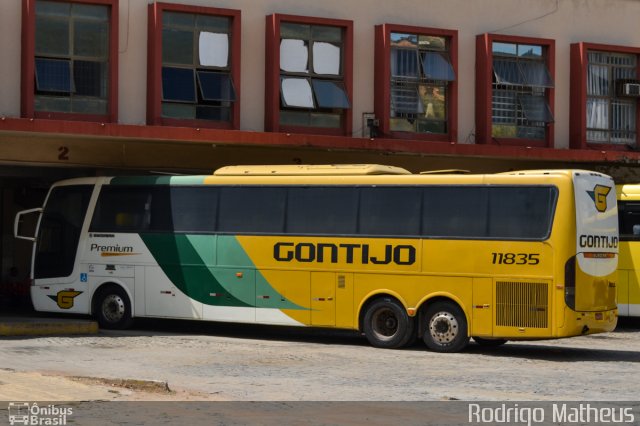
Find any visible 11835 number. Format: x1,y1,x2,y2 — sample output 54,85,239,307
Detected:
491,252,540,265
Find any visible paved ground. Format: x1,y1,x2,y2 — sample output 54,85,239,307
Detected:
0,316,639,402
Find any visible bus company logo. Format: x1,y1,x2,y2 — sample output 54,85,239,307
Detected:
587,184,611,213
47,291,82,309
8,402,73,425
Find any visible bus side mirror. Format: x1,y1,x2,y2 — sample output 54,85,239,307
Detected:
14,207,43,242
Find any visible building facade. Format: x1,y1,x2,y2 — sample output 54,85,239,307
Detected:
0,0,640,282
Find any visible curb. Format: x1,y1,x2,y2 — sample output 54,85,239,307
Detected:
0,319,99,336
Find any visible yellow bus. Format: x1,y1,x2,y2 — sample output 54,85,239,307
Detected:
616,184,640,317
14,165,618,352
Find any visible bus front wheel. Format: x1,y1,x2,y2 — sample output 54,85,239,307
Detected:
94,285,133,330
423,301,469,352
363,298,414,349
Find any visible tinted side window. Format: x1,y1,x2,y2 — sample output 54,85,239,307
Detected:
90,186,171,232
169,187,218,233
287,187,358,235
359,187,421,236
218,187,286,233
35,185,92,279
619,201,640,240
487,187,555,239
423,187,488,238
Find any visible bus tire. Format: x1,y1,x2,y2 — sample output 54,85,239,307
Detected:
94,285,133,330
423,301,469,352
473,337,508,347
363,298,414,349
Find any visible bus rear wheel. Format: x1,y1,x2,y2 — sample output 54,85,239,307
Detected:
363,298,414,349
423,301,469,352
95,285,133,330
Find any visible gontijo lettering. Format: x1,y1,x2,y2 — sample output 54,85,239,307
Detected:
579,235,618,249
273,242,416,265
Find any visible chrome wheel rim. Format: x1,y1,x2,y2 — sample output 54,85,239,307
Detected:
428,311,459,346
102,294,125,323
371,307,399,342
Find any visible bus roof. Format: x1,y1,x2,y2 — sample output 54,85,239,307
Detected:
213,164,411,176
617,183,640,200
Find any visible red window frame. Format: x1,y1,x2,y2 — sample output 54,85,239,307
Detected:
21,0,119,122
570,42,640,151
476,33,555,148
265,14,353,136
147,2,241,130
374,24,458,142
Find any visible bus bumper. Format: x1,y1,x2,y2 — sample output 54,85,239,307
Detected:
560,308,618,336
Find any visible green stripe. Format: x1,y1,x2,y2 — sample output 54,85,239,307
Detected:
140,233,305,310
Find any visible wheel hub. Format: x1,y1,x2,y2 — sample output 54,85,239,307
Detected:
428,311,459,345
102,294,125,323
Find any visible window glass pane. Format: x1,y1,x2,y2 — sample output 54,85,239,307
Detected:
90,187,153,232
199,32,228,67
311,80,350,109
310,112,341,128
391,86,422,114
418,84,446,120
586,98,609,130
74,20,108,57
162,29,194,65
196,15,229,32
391,48,419,78
162,102,196,119
72,3,108,20
281,77,314,108
492,42,517,56
492,89,517,124
416,119,446,134
71,97,107,114
518,45,542,58
418,35,446,50
421,51,455,81
197,71,236,101
196,106,231,121
423,187,488,238
34,186,92,280
518,95,554,123
587,64,609,96
312,25,342,43
170,187,218,232
35,95,71,112
281,23,310,39
36,0,70,17
359,188,421,236
390,118,416,132
520,61,554,87
36,17,70,56
391,33,417,48
35,58,71,92
218,187,286,233
619,202,640,239
312,42,341,75
280,39,309,73
163,11,195,28
73,60,106,97
287,187,357,234
280,110,311,126
162,67,196,102
487,187,555,239
493,59,525,85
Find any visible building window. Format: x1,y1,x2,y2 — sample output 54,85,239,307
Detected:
491,42,554,140
266,14,353,136
586,51,637,145
389,33,455,134
22,0,117,121
570,43,640,150
375,24,458,142
147,3,240,129
476,34,555,147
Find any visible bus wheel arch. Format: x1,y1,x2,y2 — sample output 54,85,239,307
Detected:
359,294,416,349
92,283,134,330
419,297,469,353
